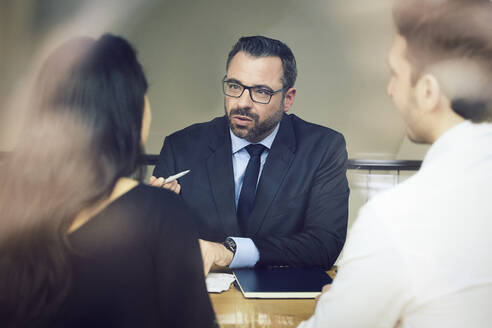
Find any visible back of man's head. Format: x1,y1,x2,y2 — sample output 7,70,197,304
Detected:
393,0,492,122
226,36,297,90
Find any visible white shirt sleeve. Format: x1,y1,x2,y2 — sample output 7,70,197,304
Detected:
298,205,411,328
228,237,260,268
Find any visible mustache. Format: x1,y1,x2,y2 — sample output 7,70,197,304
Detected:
229,107,259,121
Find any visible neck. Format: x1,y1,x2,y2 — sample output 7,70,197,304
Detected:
429,108,466,143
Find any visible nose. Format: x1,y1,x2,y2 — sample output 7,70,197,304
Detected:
238,88,254,107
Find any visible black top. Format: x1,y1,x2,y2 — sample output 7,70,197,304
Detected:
53,184,216,327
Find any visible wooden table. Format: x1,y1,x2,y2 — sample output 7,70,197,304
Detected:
209,268,336,327
210,285,315,327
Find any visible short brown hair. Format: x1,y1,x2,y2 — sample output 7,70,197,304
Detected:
393,0,492,122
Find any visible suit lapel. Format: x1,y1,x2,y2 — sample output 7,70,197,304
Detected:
206,117,241,236
246,114,296,236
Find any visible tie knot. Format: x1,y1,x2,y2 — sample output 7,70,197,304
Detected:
245,144,266,157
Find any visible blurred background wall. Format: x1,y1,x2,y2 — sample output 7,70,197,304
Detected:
0,0,428,233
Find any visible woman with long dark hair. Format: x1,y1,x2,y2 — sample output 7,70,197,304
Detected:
0,34,216,327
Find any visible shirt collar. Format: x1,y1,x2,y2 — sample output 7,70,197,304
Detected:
422,120,492,168
230,123,280,154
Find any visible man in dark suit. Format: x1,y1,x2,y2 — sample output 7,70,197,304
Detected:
150,36,349,274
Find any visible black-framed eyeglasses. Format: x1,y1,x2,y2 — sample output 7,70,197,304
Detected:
222,78,283,104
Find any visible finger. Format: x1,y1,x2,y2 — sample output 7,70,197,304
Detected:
198,240,212,276
151,177,165,187
203,258,212,276
170,183,181,194
162,180,177,189
149,176,157,184
163,181,181,194
322,284,332,293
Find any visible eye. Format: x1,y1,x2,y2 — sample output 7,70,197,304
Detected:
227,82,241,90
255,88,273,95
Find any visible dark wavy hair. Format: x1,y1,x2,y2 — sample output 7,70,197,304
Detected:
226,35,297,91
0,34,148,326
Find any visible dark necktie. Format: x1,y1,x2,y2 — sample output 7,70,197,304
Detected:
237,144,266,234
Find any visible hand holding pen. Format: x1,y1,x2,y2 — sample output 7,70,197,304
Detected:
148,170,190,195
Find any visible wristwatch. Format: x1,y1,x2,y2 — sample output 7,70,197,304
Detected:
222,237,237,255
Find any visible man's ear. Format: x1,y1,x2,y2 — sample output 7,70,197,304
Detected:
415,74,441,113
283,87,296,112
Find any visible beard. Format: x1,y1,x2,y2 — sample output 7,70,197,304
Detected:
225,103,284,143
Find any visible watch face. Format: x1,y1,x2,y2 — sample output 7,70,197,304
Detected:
224,238,237,254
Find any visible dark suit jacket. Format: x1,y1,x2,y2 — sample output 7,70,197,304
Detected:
153,114,349,269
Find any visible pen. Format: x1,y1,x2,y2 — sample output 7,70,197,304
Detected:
164,170,191,184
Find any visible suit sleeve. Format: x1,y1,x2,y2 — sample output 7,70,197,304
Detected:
153,191,217,328
253,134,349,269
153,136,176,179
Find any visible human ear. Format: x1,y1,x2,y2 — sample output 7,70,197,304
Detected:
415,74,441,113
283,87,296,112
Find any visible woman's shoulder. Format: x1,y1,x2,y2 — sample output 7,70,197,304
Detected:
130,184,189,213
128,184,197,231
73,184,188,238
70,183,197,253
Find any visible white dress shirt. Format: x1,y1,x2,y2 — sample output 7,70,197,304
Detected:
299,121,492,328
228,124,279,268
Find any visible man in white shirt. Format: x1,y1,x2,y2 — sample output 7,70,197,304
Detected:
299,0,492,327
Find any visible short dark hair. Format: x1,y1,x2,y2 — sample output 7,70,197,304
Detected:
226,35,297,90
393,0,492,122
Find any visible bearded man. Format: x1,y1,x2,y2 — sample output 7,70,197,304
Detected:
151,36,349,274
